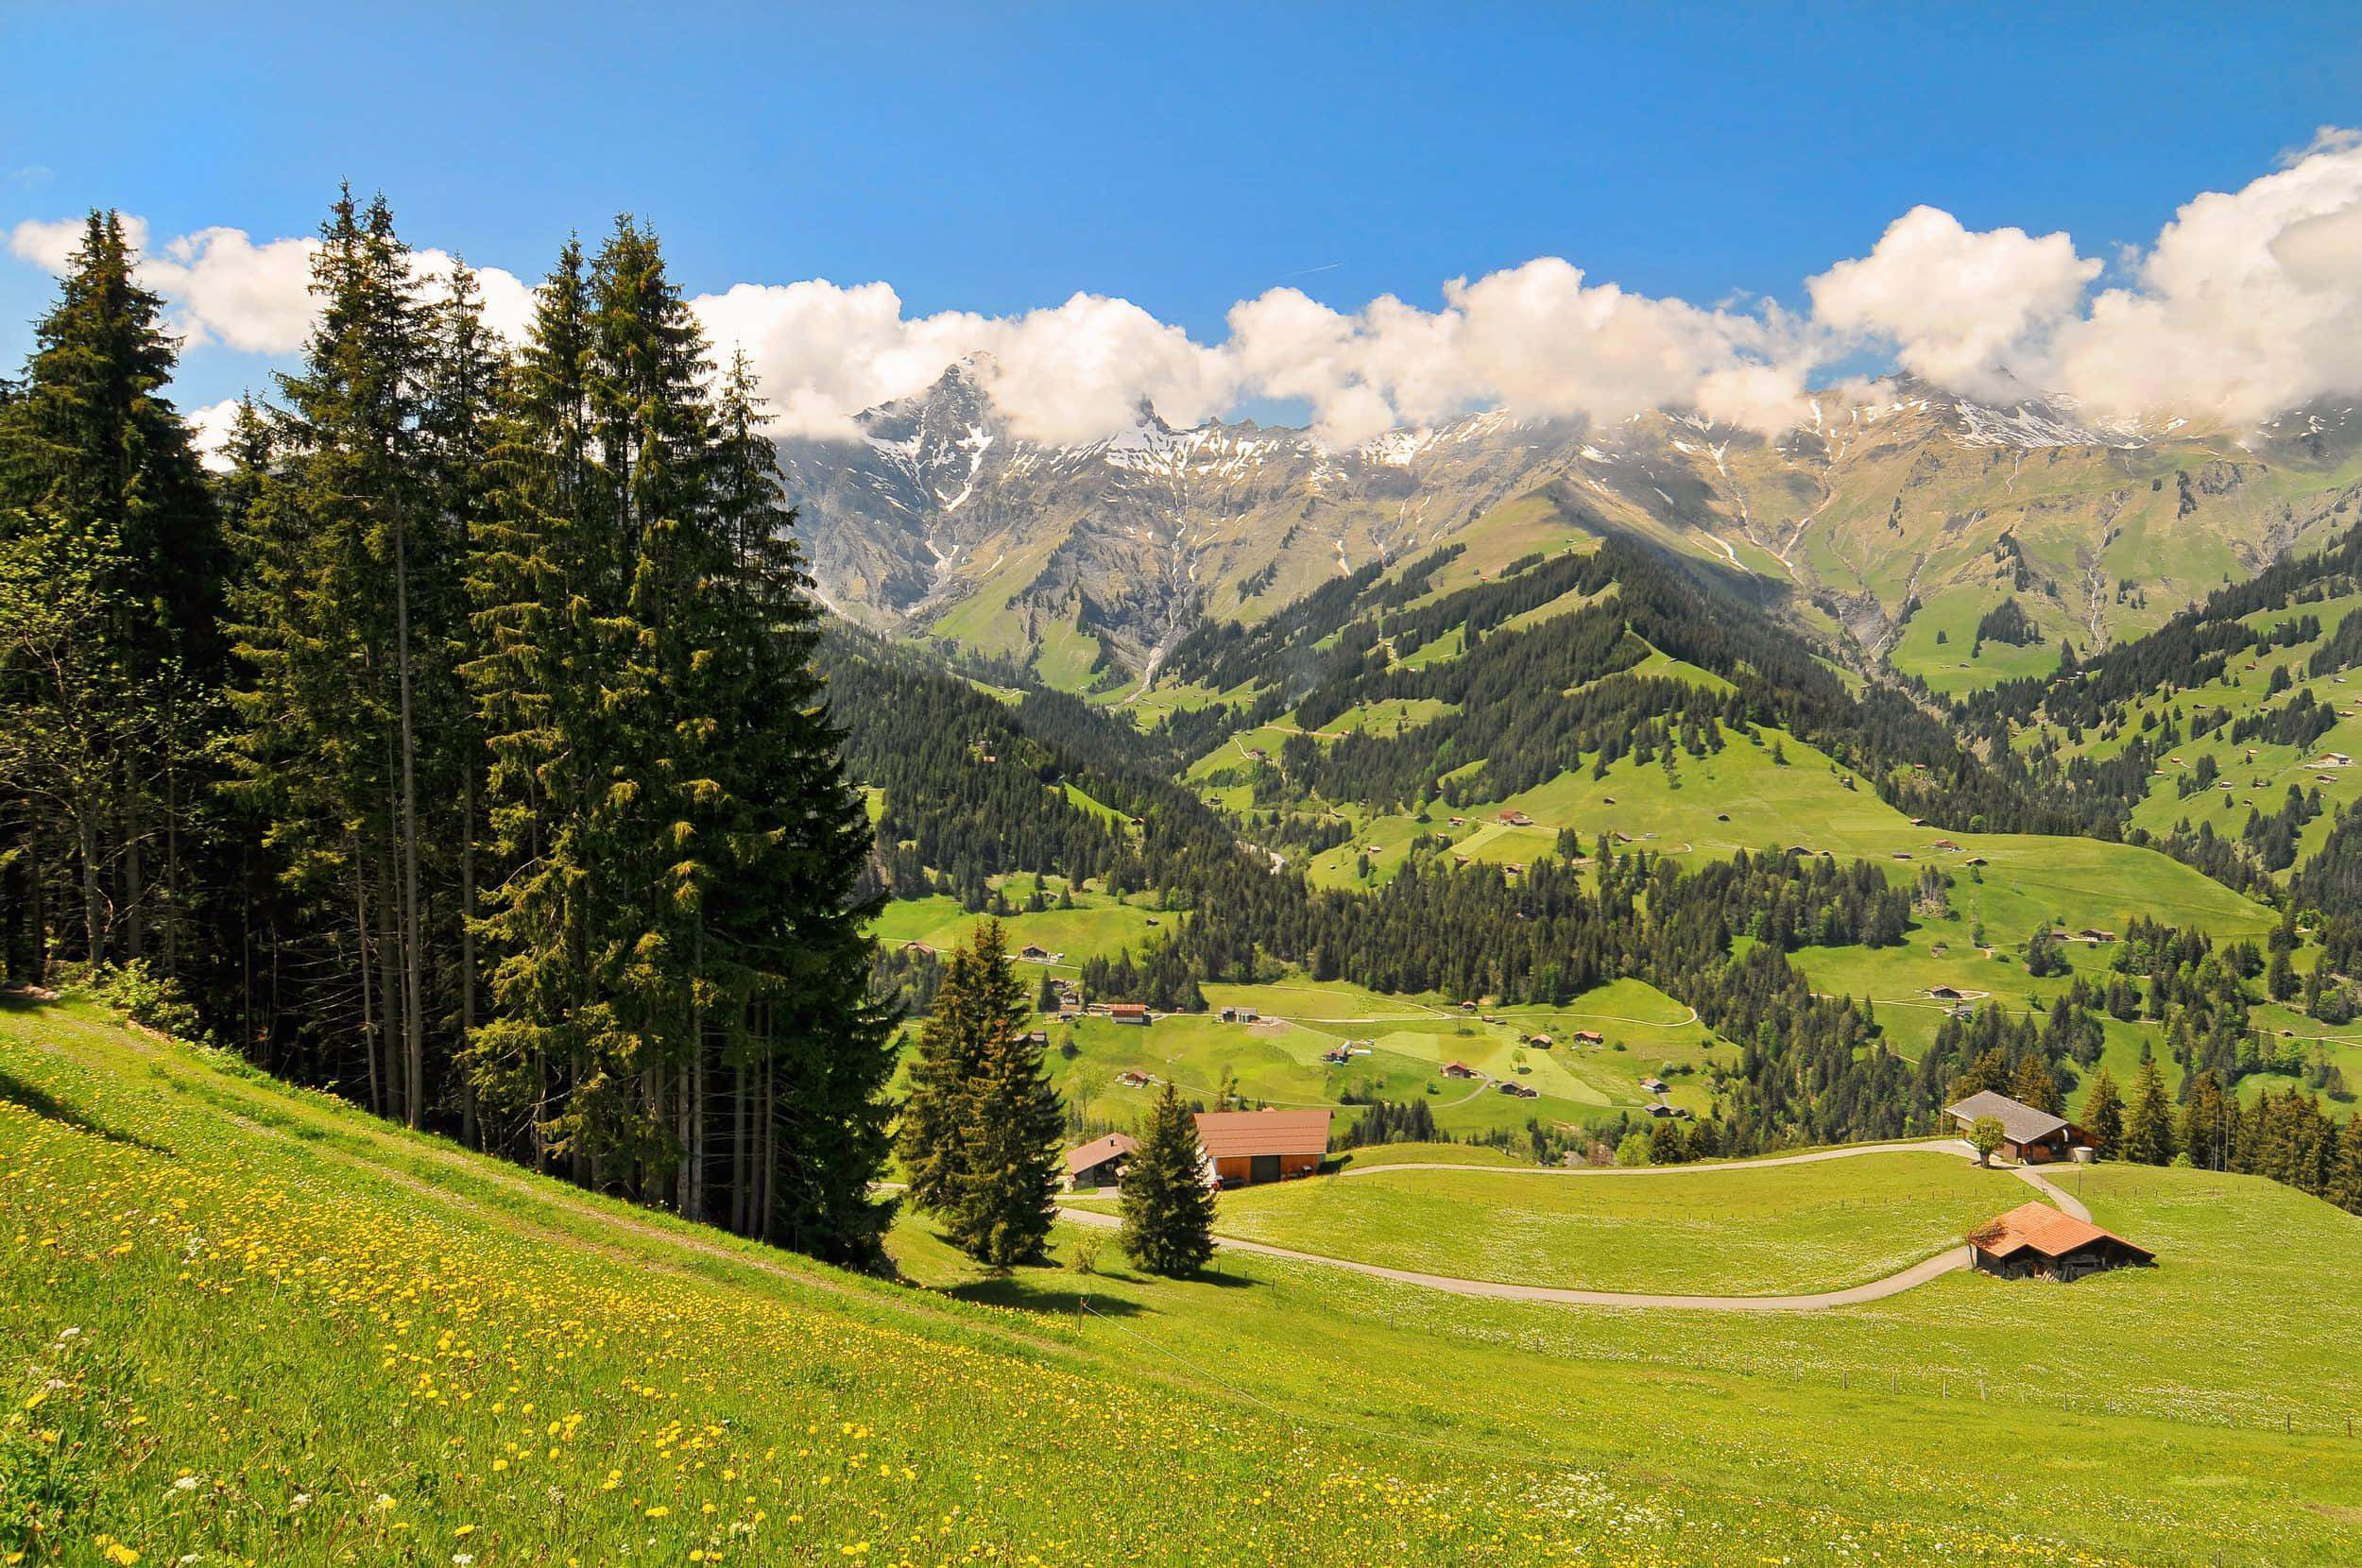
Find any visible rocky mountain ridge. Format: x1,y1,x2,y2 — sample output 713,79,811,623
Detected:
779,360,2362,690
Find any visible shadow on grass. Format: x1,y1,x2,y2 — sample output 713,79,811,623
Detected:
935,1247,1261,1316
0,1062,176,1157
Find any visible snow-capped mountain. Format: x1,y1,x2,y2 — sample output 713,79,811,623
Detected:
779,362,2362,682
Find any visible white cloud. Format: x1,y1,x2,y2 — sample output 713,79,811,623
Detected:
1222,262,1808,443
9,217,536,357
1806,206,2100,401
2043,133,2362,422
185,397,243,473
693,281,1233,444
14,131,2362,453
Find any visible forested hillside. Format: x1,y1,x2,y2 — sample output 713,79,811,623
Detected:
0,203,892,1265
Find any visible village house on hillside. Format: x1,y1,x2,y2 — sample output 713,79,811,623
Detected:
1066,1132,1138,1189
1969,1202,2153,1280
1109,1002,1150,1026
1194,1109,1330,1186
1944,1090,2085,1165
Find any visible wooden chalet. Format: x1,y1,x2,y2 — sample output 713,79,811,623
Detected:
1572,1029,1604,1045
1969,1202,2153,1280
1109,1002,1151,1026
1440,1060,1477,1079
1944,1090,2082,1164
1066,1132,1138,1189
1498,809,1533,827
1194,1109,1331,1186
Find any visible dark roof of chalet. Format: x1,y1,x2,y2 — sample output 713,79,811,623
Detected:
1970,1201,2152,1263
1065,1132,1138,1176
1193,1109,1331,1160
1944,1090,2067,1146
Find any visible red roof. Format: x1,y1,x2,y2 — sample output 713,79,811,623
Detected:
1970,1202,2152,1263
1193,1109,1331,1160
1065,1132,1138,1177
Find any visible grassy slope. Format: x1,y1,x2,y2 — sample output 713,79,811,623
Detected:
1048,976,1721,1137
1207,1150,2026,1293
9,1002,2362,1563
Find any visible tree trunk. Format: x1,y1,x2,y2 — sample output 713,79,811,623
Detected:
375,853,403,1120
759,1060,776,1245
459,767,478,1150
123,765,144,965
162,743,180,978
78,807,103,969
731,1060,749,1236
393,517,426,1131
356,861,380,1117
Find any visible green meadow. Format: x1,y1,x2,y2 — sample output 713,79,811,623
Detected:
1207,1150,2025,1293
11,1001,2362,1564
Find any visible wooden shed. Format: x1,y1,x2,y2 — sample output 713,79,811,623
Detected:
1065,1132,1138,1190
1969,1202,2153,1280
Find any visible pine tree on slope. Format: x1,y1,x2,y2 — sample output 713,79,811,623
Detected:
2080,1067,2124,1160
2122,1054,2178,1167
942,920,1062,1267
1120,1080,1216,1276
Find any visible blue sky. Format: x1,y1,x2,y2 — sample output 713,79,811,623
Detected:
6,2,2361,435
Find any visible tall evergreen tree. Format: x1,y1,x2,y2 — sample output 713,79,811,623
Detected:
2080,1066,2124,1160
899,920,1030,1220
2178,1069,2232,1171
465,222,893,1261
0,212,224,979
1119,1080,1217,1275
945,921,1064,1268
2010,1053,2062,1116
226,190,447,1124
2122,1053,2178,1166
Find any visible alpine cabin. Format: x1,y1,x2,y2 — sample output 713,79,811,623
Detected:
1944,1090,2083,1164
1194,1109,1330,1187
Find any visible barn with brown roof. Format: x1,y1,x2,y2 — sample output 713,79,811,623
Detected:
1969,1202,2153,1281
1066,1132,1138,1189
1193,1109,1331,1187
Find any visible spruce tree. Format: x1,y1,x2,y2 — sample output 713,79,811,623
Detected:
2177,1070,2231,1171
1120,1080,1217,1275
2010,1053,2062,1116
227,189,444,1124
2122,1053,2178,1166
2080,1066,2124,1159
941,920,1061,1267
0,211,224,977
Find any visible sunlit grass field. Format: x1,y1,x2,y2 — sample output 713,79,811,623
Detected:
1207,1150,2024,1293
9,1000,2362,1563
